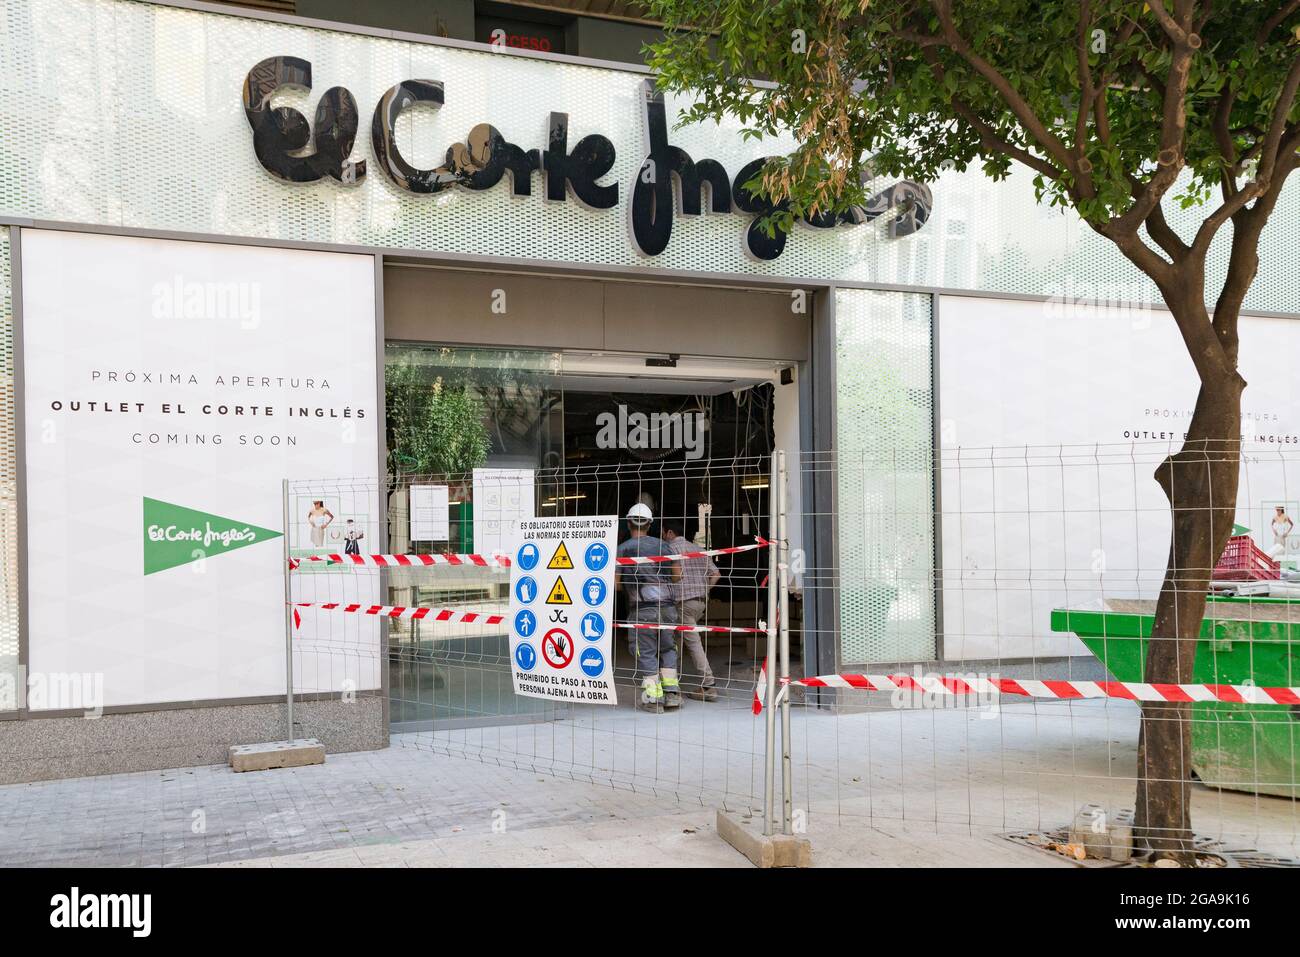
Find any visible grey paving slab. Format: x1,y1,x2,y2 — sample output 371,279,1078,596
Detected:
0,696,1295,867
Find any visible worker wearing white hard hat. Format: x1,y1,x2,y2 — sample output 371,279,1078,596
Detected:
615,503,683,713
626,502,653,526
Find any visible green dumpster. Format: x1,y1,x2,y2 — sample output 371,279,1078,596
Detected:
1051,597,1300,799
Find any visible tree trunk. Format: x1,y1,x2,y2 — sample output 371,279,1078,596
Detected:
1132,363,1244,862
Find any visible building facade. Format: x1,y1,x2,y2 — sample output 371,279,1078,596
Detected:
2,0,1298,782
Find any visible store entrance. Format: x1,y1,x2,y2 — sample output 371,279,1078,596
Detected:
553,355,784,697
383,344,798,730
380,266,809,730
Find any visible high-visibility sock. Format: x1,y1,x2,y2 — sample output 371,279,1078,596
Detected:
641,675,663,701
660,668,680,690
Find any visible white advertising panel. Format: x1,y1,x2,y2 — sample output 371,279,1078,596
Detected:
938,294,1300,659
508,516,618,705
21,230,379,707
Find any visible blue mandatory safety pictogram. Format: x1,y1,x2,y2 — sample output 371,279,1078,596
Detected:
579,647,605,678
581,576,607,606
514,609,537,638
515,643,537,671
515,575,538,604
584,541,610,572
580,612,605,641
516,542,540,571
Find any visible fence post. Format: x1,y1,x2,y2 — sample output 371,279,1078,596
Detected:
763,450,779,836
778,449,793,835
282,478,294,743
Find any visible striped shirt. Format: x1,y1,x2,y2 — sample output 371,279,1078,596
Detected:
668,535,719,601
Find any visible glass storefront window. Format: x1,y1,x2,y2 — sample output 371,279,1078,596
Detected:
384,343,564,479
383,344,563,728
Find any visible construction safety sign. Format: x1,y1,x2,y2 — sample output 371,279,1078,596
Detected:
509,515,618,705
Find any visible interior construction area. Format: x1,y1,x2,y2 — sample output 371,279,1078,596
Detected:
378,265,809,729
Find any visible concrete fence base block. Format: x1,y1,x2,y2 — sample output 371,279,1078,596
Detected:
229,739,325,772
1069,802,1135,862
716,810,812,868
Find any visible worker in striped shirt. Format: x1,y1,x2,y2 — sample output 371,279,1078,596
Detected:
662,523,721,701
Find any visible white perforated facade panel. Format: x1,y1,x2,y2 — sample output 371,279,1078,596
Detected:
834,290,936,665
0,0,1297,313
0,228,16,705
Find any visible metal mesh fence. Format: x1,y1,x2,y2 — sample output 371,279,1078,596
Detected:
287,457,778,808
288,443,1300,858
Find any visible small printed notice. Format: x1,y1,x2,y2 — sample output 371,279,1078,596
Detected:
473,468,534,556
508,515,618,705
409,484,450,542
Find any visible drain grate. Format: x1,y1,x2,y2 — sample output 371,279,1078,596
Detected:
1003,828,1300,868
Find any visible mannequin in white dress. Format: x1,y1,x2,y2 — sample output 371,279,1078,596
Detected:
306,501,334,548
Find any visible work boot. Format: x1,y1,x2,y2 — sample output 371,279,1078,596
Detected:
638,676,665,714
686,683,718,702
660,669,683,710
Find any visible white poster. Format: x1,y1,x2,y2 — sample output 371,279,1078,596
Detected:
508,516,618,704
938,294,1300,660
21,230,380,707
473,467,534,556
409,484,450,542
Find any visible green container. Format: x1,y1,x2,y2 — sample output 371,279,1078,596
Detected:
1051,597,1300,798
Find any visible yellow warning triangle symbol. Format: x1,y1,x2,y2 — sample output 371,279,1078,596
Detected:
546,576,573,605
547,541,574,570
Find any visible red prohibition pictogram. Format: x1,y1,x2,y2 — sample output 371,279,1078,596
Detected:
541,628,574,668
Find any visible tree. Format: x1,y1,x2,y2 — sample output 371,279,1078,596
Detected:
646,0,1300,862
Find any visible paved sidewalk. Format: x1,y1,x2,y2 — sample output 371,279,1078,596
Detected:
0,745,697,867
2,697,1295,867
205,809,1072,868
0,736,1075,868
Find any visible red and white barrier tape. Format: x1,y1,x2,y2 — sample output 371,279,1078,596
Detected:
751,663,1300,714
292,602,767,637
289,537,769,571
617,622,766,635
289,551,509,570
291,602,504,628
615,537,770,565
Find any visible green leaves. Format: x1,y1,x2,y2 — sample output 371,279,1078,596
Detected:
385,359,491,479
644,0,1300,230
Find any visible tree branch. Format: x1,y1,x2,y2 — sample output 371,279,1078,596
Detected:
1260,0,1300,43
1142,194,1191,259
927,0,1084,188
917,46,1059,180
1211,81,1239,187
1107,25,1196,237
1146,0,1189,44
1255,54,1300,189
1074,0,1096,163
1213,131,1300,344
1193,56,1300,255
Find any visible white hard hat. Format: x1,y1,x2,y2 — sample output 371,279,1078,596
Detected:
626,503,653,525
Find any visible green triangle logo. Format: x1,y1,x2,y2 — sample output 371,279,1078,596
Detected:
143,497,283,575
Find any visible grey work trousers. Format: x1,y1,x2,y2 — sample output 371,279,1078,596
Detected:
675,597,715,687
627,602,678,678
